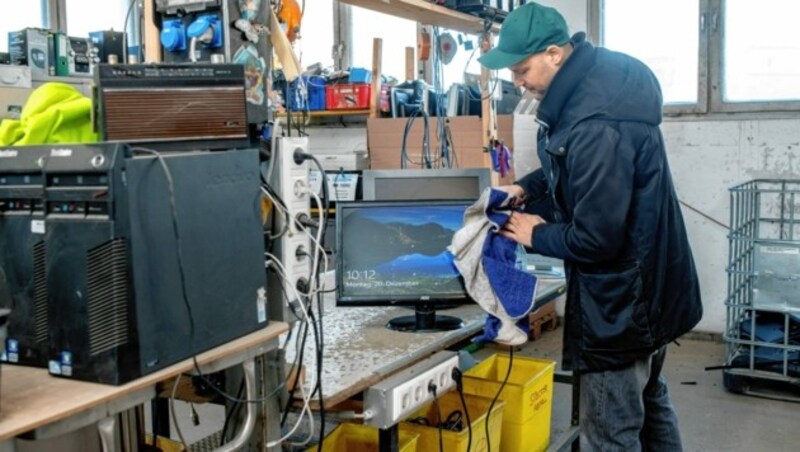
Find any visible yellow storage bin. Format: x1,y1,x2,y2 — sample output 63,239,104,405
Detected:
400,391,505,452
462,354,556,452
503,417,548,452
307,422,419,452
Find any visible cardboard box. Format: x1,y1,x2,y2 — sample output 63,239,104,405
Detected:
0,65,32,89
367,116,486,169
366,115,526,185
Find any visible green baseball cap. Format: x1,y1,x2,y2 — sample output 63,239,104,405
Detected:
478,2,570,70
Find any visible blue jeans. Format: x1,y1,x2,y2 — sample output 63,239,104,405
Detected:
579,346,683,451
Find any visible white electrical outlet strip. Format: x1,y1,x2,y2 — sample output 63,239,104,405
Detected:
364,351,460,429
270,137,311,298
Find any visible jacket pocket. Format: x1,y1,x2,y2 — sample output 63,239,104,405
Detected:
578,265,654,352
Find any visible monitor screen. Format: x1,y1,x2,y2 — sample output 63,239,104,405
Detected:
362,168,490,201
336,200,470,306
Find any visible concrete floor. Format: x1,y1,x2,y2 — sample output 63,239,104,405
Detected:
489,328,800,452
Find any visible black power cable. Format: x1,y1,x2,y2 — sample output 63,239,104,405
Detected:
486,348,513,452
295,152,329,448
280,318,310,427
428,382,444,452
131,148,291,406
133,147,331,449
452,368,472,452
219,378,246,446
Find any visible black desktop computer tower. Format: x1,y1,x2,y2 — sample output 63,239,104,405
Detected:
43,144,267,384
0,146,49,367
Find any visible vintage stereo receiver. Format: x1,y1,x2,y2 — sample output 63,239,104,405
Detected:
94,63,251,151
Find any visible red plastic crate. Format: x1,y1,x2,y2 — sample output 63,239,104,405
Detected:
325,83,371,110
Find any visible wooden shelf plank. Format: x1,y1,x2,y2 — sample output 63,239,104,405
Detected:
277,109,371,118
0,322,289,441
339,0,499,34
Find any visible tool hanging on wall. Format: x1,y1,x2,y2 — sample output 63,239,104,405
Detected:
490,139,512,178
438,32,457,64
418,29,431,61
274,0,302,42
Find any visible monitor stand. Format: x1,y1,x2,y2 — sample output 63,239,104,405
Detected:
386,303,464,332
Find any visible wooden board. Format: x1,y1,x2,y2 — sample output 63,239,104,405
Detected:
285,279,565,409
0,321,288,440
370,38,383,119
339,0,499,34
142,0,161,63
276,109,370,118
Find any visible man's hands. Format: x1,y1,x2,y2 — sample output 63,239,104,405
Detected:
495,184,545,247
500,212,546,248
496,184,527,207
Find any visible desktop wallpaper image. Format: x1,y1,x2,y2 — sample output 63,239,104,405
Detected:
340,205,467,299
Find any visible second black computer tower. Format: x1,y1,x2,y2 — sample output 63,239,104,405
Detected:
0,146,49,367
44,144,267,384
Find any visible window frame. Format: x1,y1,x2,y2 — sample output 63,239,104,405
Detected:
593,0,800,117
341,3,420,81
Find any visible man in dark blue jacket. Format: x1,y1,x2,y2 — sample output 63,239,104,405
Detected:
479,3,703,450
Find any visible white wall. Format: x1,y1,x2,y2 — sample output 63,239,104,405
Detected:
663,119,800,333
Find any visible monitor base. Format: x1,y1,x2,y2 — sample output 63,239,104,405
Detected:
386,307,464,332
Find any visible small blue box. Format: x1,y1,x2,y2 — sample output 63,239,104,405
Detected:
348,67,372,84
285,76,327,111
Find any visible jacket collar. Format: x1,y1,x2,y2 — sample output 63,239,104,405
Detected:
536,33,596,130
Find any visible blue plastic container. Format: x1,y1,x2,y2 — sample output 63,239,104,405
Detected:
348,67,372,84
285,76,327,111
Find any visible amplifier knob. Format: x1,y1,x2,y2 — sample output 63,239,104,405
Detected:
91,154,105,168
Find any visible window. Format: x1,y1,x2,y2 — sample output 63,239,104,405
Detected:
65,0,128,37
0,1,46,53
723,0,800,103
349,6,416,81
296,0,334,70
598,0,800,114
601,0,700,107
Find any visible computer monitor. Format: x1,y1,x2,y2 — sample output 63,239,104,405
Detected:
496,79,523,115
445,83,482,117
336,200,471,332
362,168,490,201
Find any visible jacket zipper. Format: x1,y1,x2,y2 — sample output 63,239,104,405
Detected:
536,117,560,210
535,118,555,182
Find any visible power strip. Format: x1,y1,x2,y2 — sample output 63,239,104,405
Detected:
269,137,311,307
365,351,459,429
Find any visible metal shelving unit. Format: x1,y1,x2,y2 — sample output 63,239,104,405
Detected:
723,179,800,401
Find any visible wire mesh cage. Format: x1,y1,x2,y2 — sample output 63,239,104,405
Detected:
724,180,800,396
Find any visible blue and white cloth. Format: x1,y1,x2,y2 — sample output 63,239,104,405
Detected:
450,188,538,345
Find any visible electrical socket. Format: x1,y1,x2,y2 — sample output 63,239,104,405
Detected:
268,137,311,311
364,351,459,429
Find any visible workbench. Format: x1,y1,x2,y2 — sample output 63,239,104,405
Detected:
0,321,289,451
287,277,566,409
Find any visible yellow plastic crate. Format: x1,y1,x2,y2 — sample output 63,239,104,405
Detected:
400,391,505,452
503,416,549,452
307,422,419,452
462,354,556,452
